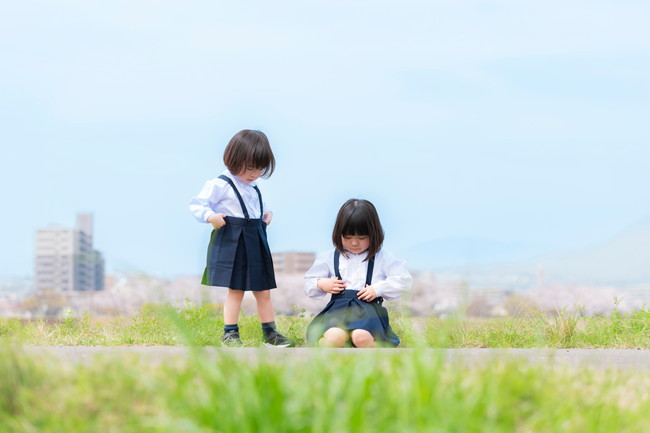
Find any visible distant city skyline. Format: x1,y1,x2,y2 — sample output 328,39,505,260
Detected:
1,1,649,279
34,214,105,292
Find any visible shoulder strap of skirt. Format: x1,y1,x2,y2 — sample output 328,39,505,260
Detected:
252,185,263,219
334,250,342,279
333,250,375,285
220,174,263,219
366,257,375,286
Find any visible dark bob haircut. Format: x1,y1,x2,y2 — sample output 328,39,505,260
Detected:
332,199,385,261
223,129,275,178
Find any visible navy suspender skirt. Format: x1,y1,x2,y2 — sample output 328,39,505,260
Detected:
306,251,400,346
201,175,277,291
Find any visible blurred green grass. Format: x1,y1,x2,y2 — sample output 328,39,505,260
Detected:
2,344,650,432
1,304,649,348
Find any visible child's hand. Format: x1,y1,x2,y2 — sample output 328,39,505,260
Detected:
207,213,227,230
263,211,273,225
317,277,347,294
358,285,377,302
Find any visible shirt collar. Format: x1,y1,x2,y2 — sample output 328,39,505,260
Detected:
342,250,369,261
223,170,257,188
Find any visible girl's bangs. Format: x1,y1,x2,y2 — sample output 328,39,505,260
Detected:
250,146,272,169
341,212,370,236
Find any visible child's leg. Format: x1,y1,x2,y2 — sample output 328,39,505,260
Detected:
252,289,274,323
319,327,349,347
350,329,376,348
224,288,245,325
253,290,294,347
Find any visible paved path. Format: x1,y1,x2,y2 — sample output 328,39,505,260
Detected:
20,346,650,370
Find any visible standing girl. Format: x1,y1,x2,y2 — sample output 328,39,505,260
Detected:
305,199,412,347
189,129,293,347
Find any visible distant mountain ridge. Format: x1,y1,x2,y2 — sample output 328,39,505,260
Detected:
537,218,650,285
401,217,650,286
400,237,554,270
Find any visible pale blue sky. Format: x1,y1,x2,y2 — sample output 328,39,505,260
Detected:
1,0,649,278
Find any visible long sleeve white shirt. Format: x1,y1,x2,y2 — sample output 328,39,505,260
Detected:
189,170,270,222
304,249,412,301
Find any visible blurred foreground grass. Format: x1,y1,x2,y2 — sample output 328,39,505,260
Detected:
2,344,650,432
1,304,649,348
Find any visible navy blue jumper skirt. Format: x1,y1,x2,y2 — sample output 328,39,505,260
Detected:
306,250,400,346
201,175,277,291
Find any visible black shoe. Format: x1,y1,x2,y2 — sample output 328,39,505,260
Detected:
222,330,242,346
263,330,294,348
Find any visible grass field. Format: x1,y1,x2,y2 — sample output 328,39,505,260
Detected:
2,344,650,432
2,306,650,432
1,304,649,348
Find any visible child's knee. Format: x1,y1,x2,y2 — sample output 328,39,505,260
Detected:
350,329,375,348
319,327,349,347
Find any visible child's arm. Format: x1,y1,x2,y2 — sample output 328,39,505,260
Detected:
357,285,378,302
366,250,412,301
207,213,227,230
318,278,346,294
262,196,272,225
189,179,227,224
304,251,344,300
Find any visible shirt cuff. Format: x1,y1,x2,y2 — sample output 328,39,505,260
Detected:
305,279,328,300
203,210,216,222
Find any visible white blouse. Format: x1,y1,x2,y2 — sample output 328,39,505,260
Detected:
189,170,270,222
304,249,412,301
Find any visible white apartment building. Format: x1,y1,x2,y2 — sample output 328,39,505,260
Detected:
272,251,316,274
34,214,105,292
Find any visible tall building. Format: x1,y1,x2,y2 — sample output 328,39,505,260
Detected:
272,251,316,274
34,214,105,292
